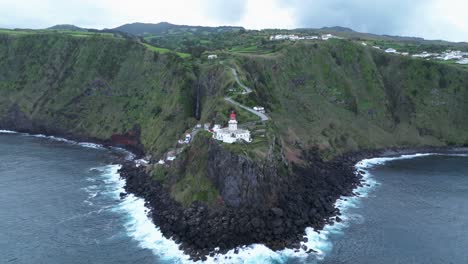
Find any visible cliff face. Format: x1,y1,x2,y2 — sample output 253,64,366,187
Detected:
3,33,468,258
235,41,468,160
0,33,196,156
206,133,287,208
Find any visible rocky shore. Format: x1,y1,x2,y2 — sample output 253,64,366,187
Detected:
118,149,374,261
3,125,466,261
119,146,468,261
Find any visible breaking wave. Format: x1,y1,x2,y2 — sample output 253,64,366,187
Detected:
111,152,468,263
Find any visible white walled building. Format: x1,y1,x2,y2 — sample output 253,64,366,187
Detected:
213,111,251,144
253,106,265,113
208,54,218,60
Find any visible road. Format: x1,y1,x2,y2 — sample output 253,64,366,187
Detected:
230,67,252,94
224,97,269,122
225,68,269,121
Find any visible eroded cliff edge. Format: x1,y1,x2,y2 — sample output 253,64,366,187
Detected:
1,33,468,260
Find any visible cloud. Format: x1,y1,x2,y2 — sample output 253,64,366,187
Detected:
275,0,468,41
0,0,110,29
277,0,425,34
202,0,248,24
0,0,466,41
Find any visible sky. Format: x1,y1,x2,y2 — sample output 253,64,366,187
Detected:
0,0,467,42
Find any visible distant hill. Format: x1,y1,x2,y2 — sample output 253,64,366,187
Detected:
47,24,88,31
111,22,244,36
320,26,355,32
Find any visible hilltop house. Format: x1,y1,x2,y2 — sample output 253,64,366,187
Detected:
253,106,265,113
213,111,251,144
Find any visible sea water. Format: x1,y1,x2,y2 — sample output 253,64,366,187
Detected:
1,131,467,264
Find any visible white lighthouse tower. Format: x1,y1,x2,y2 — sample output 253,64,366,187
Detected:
228,111,238,131
213,111,251,144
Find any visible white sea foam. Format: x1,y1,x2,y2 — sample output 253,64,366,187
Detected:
31,134,75,143
78,142,105,149
110,147,137,161
0,130,18,134
84,153,468,263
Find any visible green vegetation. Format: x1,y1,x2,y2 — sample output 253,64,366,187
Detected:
0,33,196,157
142,43,191,58
231,40,468,159
0,28,116,38
169,131,220,206
1,27,468,206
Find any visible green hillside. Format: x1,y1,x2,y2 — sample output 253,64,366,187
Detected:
231,40,468,160
0,33,196,156
1,32,467,207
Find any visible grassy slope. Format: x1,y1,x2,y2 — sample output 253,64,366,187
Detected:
1,33,467,206
0,33,196,156
234,40,468,159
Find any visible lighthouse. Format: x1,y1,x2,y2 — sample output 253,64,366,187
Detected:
213,111,251,144
228,111,238,131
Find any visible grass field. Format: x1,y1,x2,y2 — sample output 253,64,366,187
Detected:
0,28,117,38
142,43,191,58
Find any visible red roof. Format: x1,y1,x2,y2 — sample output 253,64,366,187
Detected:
230,111,236,120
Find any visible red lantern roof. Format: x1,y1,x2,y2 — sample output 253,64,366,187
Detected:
230,111,236,120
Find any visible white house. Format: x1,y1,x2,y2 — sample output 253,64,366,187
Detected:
184,134,192,144
213,111,251,144
208,54,218,60
412,52,433,58
253,106,265,113
321,34,340,40
385,48,397,54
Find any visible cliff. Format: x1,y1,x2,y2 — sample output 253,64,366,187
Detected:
232,40,468,160
0,33,196,156
1,33,468,259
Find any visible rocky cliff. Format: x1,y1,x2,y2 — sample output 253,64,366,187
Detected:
2,33,468,260
0,33,196,156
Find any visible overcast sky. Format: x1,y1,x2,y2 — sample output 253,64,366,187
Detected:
0,0,467,42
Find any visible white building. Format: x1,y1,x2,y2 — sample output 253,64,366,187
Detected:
321,34,333,40
208,54,218,60
253,106,265,113
412,52,433,58
213,111,251,144
184,134,192,144
385,48,397,54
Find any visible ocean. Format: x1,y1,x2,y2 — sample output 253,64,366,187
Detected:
1,131,467,264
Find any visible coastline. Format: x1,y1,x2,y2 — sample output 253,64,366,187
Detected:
118,145,468,261
2,129,468,262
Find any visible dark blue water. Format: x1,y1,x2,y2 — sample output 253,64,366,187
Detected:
0,133,159,264
321,154,468,264
2,132,468,264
